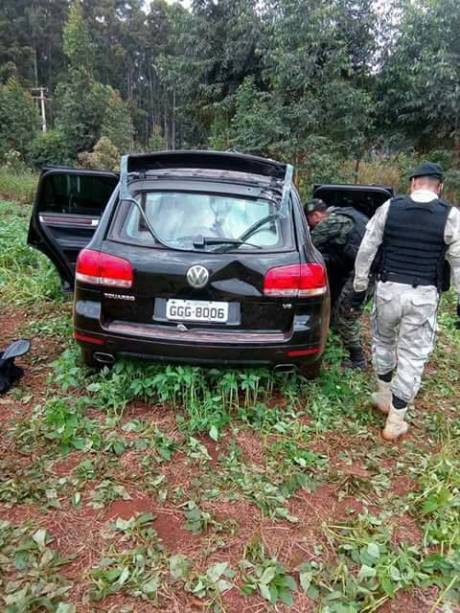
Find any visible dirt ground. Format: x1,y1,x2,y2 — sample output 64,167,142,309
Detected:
1,302,459,613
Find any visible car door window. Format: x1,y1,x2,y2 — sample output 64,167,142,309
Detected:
40,173,117,216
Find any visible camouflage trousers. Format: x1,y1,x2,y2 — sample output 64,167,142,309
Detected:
331,274,366,351
371,281,439,403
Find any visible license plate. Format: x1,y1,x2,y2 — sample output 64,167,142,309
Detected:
166,299,229,323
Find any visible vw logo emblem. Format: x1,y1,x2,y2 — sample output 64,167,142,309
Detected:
186,265,209,288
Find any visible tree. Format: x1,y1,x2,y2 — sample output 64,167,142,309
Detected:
56,2,133,157
0,76,40,158
230,77,285,156
63,1,95,71
101,89,133,153
261,0,376,161
378,0,460,163
0,0,67,95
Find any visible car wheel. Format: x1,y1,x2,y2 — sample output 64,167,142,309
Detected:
298,359,322,379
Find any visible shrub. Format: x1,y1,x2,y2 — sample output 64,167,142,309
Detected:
27,129,72,169
147,125,167,152
78,137,120,171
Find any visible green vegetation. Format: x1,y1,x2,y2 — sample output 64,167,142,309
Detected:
0,168,38,203
1,1,459,195
1,198,459,610
0,200,63,304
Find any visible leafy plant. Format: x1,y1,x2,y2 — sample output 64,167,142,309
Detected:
89,545,164,602
111,513,158,543
187,561,235,601
182,501,216,534
89,479,131,509
0,522,74,612
241,557,297,606
297,513,460,611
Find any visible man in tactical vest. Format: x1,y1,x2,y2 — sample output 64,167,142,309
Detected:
305,198,370,369
352,162,460,441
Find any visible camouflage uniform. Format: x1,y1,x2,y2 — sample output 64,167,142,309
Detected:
311,210,366,351
354,192,460,404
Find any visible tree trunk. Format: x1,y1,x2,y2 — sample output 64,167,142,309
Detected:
33,49,39,87
171,89,176,150
454,113,460,169
354,157,361,184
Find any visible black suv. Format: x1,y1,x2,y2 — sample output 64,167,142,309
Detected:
28,151,392,376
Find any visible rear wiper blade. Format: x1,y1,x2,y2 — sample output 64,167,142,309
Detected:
193,236,263,250
239,213,280,242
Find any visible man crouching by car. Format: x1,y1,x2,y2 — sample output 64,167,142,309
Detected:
305,198,371,369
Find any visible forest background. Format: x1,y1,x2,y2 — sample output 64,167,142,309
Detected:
1,0,459,200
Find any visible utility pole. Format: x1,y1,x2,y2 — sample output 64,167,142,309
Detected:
30,87,49,133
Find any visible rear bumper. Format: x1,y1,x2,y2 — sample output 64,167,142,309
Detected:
77,332,322,366
74,297,329,367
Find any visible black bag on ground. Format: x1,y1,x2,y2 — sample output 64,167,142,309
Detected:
0,339,31,394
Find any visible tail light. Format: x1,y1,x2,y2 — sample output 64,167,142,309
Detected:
264,263,327,297
76,249,133,288
74,331,105,345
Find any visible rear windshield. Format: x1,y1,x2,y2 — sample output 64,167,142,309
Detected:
110,191,293,252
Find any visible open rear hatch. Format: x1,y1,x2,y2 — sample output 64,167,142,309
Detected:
312,184,393,218
124,150,287,180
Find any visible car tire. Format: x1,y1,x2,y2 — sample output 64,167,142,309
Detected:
298,360,322,379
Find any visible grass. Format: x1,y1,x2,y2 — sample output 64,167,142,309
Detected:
0,200,64,305
0,166,38,204
1,194,459,611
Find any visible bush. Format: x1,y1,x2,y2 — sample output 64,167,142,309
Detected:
444,169,460,203
78,136,120,171
27,129,72,169
1,150,28,174
340,158,404,192
147,125,167,152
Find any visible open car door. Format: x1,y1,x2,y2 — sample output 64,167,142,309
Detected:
28,167,119,290
312,184,393,218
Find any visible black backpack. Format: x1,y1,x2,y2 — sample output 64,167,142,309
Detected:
0,340,31,394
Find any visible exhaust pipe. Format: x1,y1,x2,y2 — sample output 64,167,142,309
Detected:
273,363,296,373
93,352,115,365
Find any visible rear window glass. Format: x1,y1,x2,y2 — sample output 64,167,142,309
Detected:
40,173,117,215
111,191,293,252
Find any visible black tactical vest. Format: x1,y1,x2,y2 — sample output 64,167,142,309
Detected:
337,207,368,264
379,195,450,289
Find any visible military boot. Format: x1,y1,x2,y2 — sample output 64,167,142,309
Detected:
342,347,367,370
382,404,409,441
371,380,392,414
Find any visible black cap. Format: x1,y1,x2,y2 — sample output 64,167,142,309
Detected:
409,161,443,181
305,198,328,214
